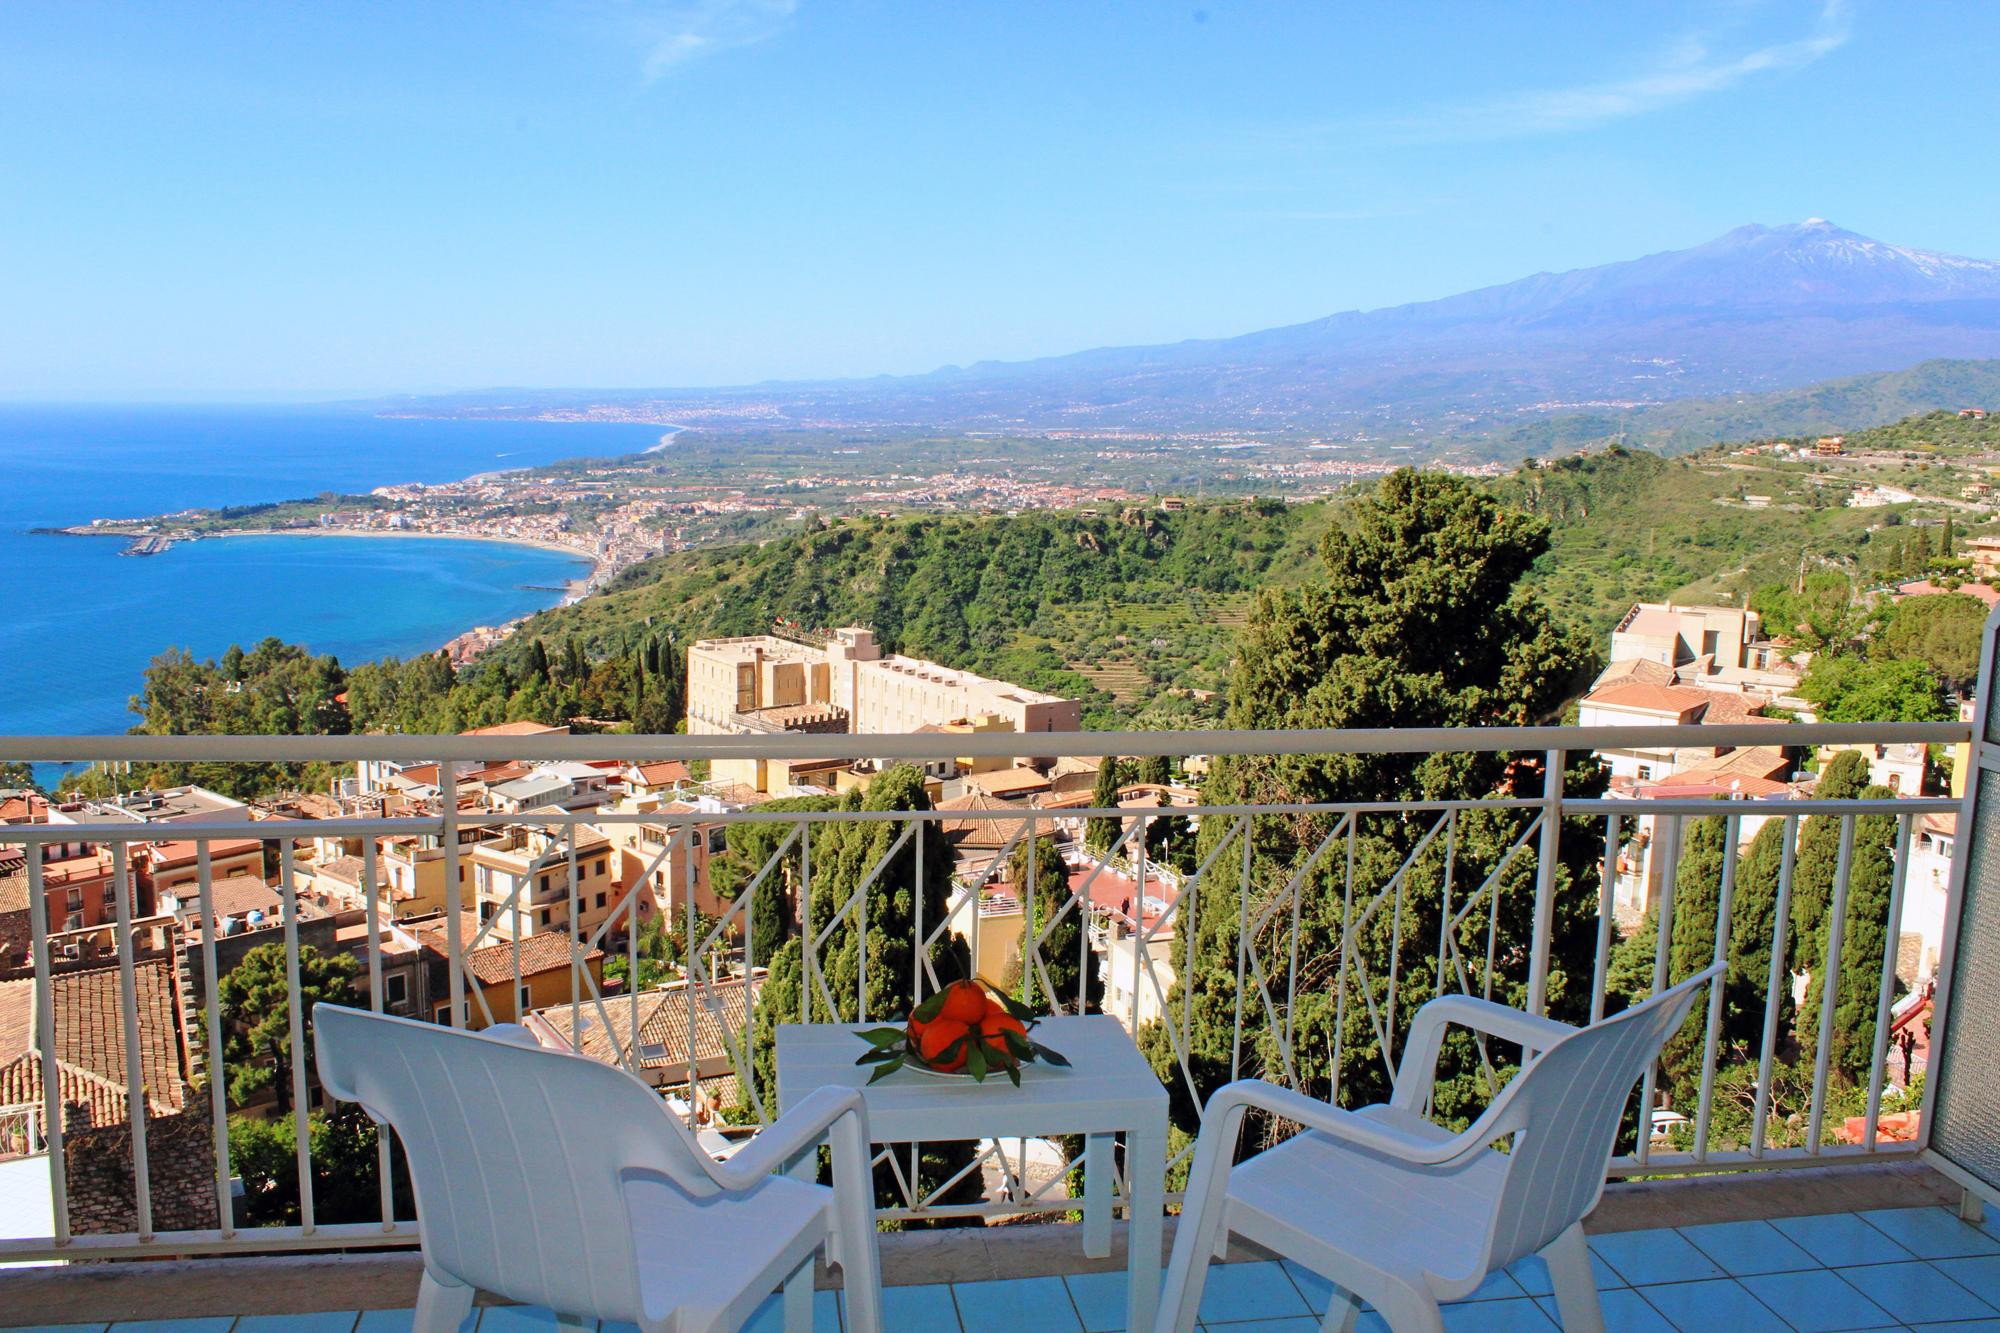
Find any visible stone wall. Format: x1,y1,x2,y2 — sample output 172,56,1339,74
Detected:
62,1103,218,1236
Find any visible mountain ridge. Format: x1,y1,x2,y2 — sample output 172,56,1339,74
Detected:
398,221,2000,442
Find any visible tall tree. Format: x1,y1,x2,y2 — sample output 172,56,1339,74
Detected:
1877,593,1987,693
215,943,359,1113
1797,785,1903,1083
1086,758,1127,854
1008,835,1101,1014
1661,813,1730,1082
1788,750,1869,982
1146,470,1601,1131
1727,818,1793,1053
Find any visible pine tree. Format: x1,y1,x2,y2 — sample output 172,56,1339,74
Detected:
525,638,551,683
1135,754,1172,787
1797,785,1902,1082
1145,471,1601,1128
1788,750,1869,981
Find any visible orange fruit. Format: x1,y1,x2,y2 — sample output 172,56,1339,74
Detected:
938,980,989,1025
918,1017,969,1071
981,1013,1027,1061
982,991,1010,1019
906,1014,930,1047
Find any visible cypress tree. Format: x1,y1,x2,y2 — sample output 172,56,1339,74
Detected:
1789,750,1869,981
1797,785,1902,1082
1009,835,1102,1014
1661,814,1730,1083
1086,758,1126,854
1727,819,1793,1052
525,638,551,683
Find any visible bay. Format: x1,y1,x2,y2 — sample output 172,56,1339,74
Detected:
0,405,662,740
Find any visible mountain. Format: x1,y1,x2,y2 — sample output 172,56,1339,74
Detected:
411,221,2000,443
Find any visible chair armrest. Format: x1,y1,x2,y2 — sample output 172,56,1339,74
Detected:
1391,996,1577,1112
1202,1079,1482,1168
700,1086,870,1191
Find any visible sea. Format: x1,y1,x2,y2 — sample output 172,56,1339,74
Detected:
0,405,665,743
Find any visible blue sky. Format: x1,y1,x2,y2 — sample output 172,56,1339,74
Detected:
3,1,1994,399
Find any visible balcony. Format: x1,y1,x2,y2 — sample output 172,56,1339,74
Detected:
0,715,1996,1330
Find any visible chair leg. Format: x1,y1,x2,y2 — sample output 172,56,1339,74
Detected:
1370,1281,1444,1333
413,1270,475,1333
1544,1224,1606,1333
1155,1211,1224,1332
1321,1289,1361,1333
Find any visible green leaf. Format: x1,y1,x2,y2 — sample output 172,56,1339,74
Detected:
856,1027,907,1048
865,1055,905,1085
911,990,949,1023
1003,1029,1034,1060
854,1046,904,1066
965,1039,988,1082
1004,1061,1022,1087
1030,1042,1071,1068
999,991,1037,1023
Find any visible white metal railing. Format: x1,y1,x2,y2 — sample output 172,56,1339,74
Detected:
0,719,1970,1261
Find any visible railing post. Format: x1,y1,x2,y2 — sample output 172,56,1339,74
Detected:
1527,747,1565,1016
441,758,465,1028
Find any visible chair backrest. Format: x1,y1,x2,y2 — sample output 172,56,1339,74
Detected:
314,1003,721,1321
1473,968,1716,1272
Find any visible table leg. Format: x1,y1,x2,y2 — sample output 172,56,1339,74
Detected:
784,1149,817,1331
1083,1133,1113,1259
1124,1120,1166,1333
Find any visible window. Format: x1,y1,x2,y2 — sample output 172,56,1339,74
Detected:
65,888,82,911
384,973,409,1005
517,984,533,1012
594,857,606,876
707,828,727,855
434,1001,467,1026
1636,765,1653,781
595,892,607,910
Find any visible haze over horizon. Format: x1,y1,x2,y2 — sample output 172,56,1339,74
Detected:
7,2,1999,400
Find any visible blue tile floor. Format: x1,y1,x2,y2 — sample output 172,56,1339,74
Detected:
21,1206,2000,1333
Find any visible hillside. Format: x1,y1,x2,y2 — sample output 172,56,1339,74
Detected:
483,500,1333,728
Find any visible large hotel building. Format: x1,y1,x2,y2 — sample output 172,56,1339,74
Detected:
686,627,1080,790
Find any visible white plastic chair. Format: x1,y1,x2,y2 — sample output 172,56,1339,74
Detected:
1156,966,1721,1333
314,1004,883,1333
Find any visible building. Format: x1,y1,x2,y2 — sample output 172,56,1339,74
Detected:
1577,680,1719,783
687,628,1080,794
1609,603,1766,673
522,973,762,1108
465,825,621,941
410,912,605,1028
1968,536,2000,582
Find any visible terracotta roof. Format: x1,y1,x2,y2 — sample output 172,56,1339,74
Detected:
1693,693,1773,726
202,874,281,920
935,791,1017,846
1897,580,2000,608
0,960,186,1126
143,837,263,870
311,855,366,887
1595,658,1678,688
633,761,691,787
1673,746,1793,783
416,918,599,987
1583,682,1713,717
462,721,570,738
964,768,1053,797
0,794,47,825
530,974,761,1071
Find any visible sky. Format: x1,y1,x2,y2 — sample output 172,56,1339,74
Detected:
4,1,1997,399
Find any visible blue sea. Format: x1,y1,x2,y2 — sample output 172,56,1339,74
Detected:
0,405,665,739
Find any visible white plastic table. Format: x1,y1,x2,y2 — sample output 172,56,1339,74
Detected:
776,1014,1169,1333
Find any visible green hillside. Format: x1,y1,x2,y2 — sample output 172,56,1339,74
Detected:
1492,358,2000,458
485,499,1333,728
